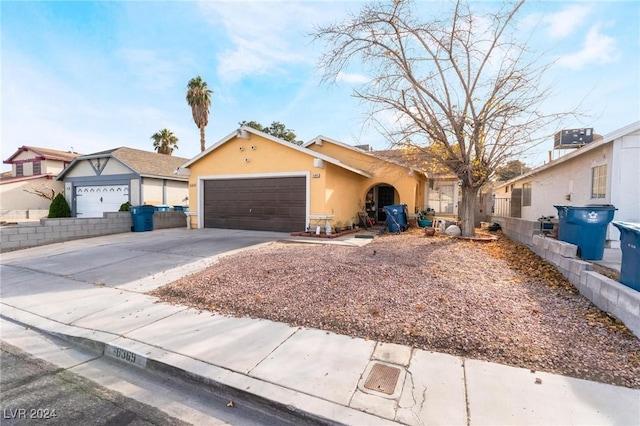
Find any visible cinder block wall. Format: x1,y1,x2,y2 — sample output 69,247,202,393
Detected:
490,216,540,247
0,209,49,221
153,211,188,229
530,234,639,339
0,211,187,253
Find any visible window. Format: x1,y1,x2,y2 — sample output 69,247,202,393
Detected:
591,164,607,198
33,161,41,175
522,182,532,206
16,164,23,177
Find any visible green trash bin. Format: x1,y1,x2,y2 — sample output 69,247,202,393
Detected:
554,205,617,260
130,205,155,232
612,222,640,291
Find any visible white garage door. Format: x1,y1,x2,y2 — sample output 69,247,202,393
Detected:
76,185,129,218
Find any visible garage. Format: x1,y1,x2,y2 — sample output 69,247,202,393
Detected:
76,185,129,218
203,176,306,232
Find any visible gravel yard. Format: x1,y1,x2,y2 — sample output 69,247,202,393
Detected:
151,230,640,389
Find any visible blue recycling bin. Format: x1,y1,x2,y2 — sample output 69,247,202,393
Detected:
554,205,617,260
612,222,640,291
383,204,408,233
554,206,579,244
130,205,155,232
154,205,170,212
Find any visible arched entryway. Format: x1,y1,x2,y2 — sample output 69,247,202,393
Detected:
365,184,399,224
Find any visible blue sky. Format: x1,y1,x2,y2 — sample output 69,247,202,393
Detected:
2,0,639,172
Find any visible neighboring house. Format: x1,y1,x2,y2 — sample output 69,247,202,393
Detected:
178,126,432,232
57,147,189,218
1,146,82,216
492,121,640,246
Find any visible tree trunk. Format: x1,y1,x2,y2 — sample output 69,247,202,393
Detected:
459,185,479,237
199,126,206,152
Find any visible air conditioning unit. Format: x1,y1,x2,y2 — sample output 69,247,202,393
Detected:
554,128,594,149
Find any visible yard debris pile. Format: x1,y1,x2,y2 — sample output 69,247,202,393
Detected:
151,231,640,389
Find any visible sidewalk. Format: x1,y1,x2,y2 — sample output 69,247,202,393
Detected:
1,229,637,425
594,247,623,272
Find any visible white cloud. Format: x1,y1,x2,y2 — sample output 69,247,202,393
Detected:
336,72,369,84
197,1,348,83
542,4,593,39
557,25,618,70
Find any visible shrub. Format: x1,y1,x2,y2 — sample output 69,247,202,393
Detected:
48,193,71,218
119,201,131,212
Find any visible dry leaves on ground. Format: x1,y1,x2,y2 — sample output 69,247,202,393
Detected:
150,229,640,389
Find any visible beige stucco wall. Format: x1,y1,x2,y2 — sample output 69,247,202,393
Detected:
42,159,66,175
140,178,187,206
322,162,368,227
130,178,141,206
63,158,132,177
142,178,164,205
0,178,62,210
307,140,426,215
165,179,189,207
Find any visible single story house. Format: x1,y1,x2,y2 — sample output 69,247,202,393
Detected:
492,121,640,246
57,147,189,218
179,126,459,232
1,146,82,217
371,147,460,217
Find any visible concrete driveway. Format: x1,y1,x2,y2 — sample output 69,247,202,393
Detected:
0,228,293,293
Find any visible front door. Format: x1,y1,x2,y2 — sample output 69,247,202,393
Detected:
377,186,395,222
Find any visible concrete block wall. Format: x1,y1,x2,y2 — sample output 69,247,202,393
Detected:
491,216,540,247
532,234,640,338
154,211,188,229
0,211,187,253
1,209,49,221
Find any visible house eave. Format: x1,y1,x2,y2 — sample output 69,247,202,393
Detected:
496,120,640,187
181,127,373,178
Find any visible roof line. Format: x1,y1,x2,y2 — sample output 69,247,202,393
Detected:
497,120,640,185
180,127,373,178
306,135,428,178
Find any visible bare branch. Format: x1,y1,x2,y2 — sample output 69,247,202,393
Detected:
313,0,578,236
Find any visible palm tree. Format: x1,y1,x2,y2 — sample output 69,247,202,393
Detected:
151,128,179,155
186,76,212,152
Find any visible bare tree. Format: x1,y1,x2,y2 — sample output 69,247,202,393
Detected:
313,0,570,236
23,181,56,201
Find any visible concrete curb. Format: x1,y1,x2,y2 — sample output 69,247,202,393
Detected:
0,308,401,426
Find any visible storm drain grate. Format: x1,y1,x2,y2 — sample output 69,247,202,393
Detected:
363,363,401,395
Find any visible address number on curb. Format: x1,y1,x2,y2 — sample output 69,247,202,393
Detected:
105,345,147,368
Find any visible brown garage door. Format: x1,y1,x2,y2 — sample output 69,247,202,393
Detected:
203,177,306,232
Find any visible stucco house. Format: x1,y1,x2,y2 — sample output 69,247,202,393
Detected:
492,121,640,247
57,147,189,218
179,126,446,232
371,147,461,217
1,146,82,219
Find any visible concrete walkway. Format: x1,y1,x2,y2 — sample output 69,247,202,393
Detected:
1,229,637,425
594,247,623,272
